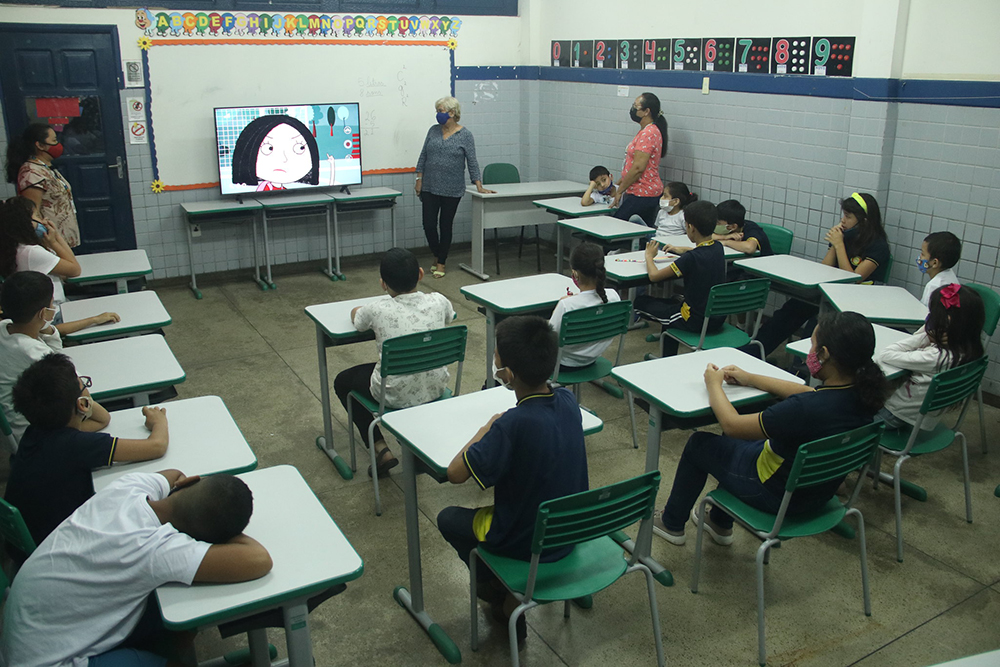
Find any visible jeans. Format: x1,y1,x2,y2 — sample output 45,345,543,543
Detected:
662,431,783,531
421,192,461,264
333,362,384,447
876,407,909,430
613,193,660,227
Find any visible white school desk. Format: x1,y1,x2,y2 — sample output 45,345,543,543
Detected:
181,199,266,297
655,235,749,261
734,254,861,301
92,395,256,491
327,187,401,280
304,295,388,479
254,192,336,289
785,322,911,381
820,283,928,327
554,216,652,273
462,181,586,280
461,273,576,387
612,348,803,578
61,291,171,343
533,196,616,218
67,249,152,294
928,649,1000,666
156,465,363,667
379,386,603,664
605,249,678,289
66,334,185,405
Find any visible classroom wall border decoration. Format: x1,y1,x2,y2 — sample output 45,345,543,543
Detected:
551,37,855,77
136,9,458,193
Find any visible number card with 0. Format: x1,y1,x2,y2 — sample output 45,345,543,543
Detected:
594,40,618,69
811,37,855,76
771,37,811,74
736,37,771,73
571,40,594,68
702,38,735,72
551,41,570,67
671,38,703,70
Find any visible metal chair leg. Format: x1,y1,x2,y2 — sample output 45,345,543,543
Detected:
960,433,973,523
848,508,872,616
627,390,639,449
977,386,988,454
470,551,480,651
635,564,665,667
893,456,906,562
367,418,383,516
563,599,571,618
494,229,501,276
755,538,778,666
347,399,357,472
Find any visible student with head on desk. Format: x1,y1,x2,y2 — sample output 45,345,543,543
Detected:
652,311,888,545
0,470,272,667
747,192,889,358
438,315,589,647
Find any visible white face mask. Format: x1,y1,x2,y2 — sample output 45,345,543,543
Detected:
659,198,676,210
77,395,94,420
492,361,513,390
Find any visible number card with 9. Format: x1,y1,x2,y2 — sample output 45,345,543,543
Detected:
702,38,735,72
771,37,811,74
571,40,594,68
619,39,643,70
671,38,702,70
551,41,570,67
736,37,771,73
811,37,855,76
594,39,618,69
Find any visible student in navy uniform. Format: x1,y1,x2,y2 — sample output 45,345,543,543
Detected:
438,315,589,646
653,311,887,545
4,353,170,551
633,200,727,357
747,192,889,358
715,199,773,256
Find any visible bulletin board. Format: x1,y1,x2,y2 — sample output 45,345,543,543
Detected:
143,42,454,190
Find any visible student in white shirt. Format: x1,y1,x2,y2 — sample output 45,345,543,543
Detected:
916,231,962,307
879,284,984,431
334,247,456,478
647,182,698,242
0,470,272,667
549,242,621,371
580,165,617,207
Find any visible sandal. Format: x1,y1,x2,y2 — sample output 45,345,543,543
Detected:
367,446,399,478
432,269,446,279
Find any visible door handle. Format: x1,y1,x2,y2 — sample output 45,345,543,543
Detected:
108,156,124,179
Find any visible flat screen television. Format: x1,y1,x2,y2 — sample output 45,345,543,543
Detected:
214,103,362,196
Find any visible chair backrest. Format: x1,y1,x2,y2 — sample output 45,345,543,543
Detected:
530,471,661,555
380,325,468,379
785,421,885,493
0,499,37,559
919,355,989,416
882,254,894,284
966,283,1000,337
703,279,771,319
482,163,520,185
556,300,632,348
756,222,793,255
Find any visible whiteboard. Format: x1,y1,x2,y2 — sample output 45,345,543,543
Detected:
146,43,452,187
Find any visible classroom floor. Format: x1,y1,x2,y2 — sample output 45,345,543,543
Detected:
9,245,1000,667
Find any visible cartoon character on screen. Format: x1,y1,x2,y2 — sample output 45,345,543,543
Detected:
231,114,335,192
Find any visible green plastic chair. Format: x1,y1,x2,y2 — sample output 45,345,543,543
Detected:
348,325,467,516
874,355,987,562
0,406,16,452
756,222,793,255
0,498,37,565
552,300,639,448
649,279,771,358
690,420,884,667
482,163,539,275
470,471,665,667
965,282,999,454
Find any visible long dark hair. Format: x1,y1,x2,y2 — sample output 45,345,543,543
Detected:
5,123,51,184
925,285,984,369
840,193,886,258
638,92,668,157
230,114,319,186
570,242,608,303
0,197,43,278
815,311,887,414
665,182,697,209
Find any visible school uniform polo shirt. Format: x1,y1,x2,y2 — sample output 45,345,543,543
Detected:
5,425,117,547
757,384,873,506
837,228,891,283
463,387,589,561
740,220,773,256
670,239,727,328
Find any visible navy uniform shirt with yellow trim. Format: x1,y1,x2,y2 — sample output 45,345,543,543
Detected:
5,426,117,547
670,239,727,328
833,227,891,283
740,220,773,256
757,385,873,504
464,387,588,561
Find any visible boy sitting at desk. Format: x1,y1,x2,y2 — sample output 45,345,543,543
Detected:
581,165,617,206
5,353,170,552
634,200,727,357
916,231,961,307
713,199,773,257
438,315,589,645
0,470,272,667
334,247,455,478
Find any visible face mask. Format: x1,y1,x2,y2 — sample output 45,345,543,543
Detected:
436,112,450,125
659,198,675,210
598,183,614,195
34,222,46,238
42,305,59,328
492,361,512,390
916,258,930,274
43,142,64,160
805,350,824,378
629,107,641,123
77,395,94,420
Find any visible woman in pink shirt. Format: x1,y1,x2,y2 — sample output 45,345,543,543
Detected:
613,92,667,227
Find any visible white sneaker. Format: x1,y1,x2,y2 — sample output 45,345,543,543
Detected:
690,507,734,546
652,510,686,545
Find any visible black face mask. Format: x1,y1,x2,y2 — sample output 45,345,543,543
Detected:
629,107,641,123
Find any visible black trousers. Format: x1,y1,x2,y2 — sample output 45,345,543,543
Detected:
748,298,819,358
613,193,660,227
333,362,384,447
421,191,461,264
437,506,500,585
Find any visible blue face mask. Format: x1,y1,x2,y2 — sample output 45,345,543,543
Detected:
916,258,930,274
436,112,450,125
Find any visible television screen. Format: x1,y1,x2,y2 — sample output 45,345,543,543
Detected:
214,103,362,196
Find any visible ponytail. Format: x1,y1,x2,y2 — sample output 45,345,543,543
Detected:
570,242,608,303
854,360,888,415
639,92,668,157
5,123,51,184
815,311,888,415
666,182,697,209
926,285,985,368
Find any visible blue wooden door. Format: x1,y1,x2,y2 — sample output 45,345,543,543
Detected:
0,24,136,253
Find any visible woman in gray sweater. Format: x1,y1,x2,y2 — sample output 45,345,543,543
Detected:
415,96,493,278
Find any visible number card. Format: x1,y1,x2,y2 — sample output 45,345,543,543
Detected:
642,39,659,70
571,40,594,68
620,39,643,69
653,39,674,70
811,37,855,76
771,37,811,74
594,39,618,69
702,38,735,72
736,37,771,73
671,38,702,70
551,41,570,67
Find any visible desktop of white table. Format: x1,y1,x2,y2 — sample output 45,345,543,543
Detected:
68,249,152,294
533,196,616,218
820,283,928,327
554,216,653,273
786,323,911,381
61,291,171,343
66,334,185,405
734,255,862,301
